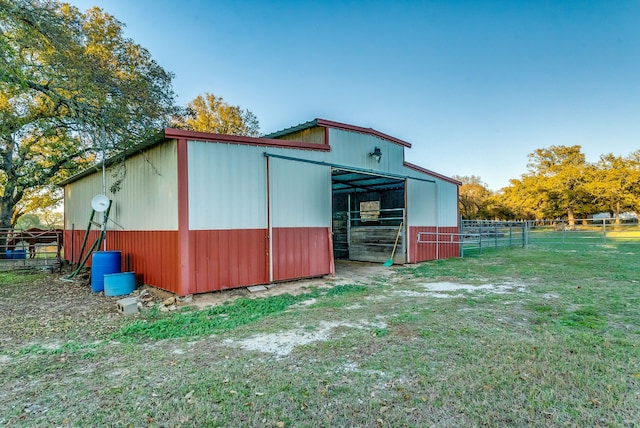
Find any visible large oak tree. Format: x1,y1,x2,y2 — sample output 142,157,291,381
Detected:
502,145,591,224
0,0,178,254
585,152,640,223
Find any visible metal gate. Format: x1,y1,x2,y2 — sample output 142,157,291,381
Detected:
334,207,405,263
416,220,528,257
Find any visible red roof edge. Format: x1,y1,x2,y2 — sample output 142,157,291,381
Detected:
315,119,412,148
163,128,331,151
404,161,461,185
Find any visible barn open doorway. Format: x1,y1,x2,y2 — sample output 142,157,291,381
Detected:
331,168,406,264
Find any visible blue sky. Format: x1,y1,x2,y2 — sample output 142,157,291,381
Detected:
66,0,640,190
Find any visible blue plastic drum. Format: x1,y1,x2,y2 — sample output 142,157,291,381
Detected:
12,249,26,259
104,272,136,297
91,251,121,293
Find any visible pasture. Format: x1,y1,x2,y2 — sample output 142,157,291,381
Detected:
1,242,639,427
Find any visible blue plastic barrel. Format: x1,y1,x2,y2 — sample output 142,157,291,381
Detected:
104,272,136,297
91,251,121,293
6,250,12,259
12,249,27,260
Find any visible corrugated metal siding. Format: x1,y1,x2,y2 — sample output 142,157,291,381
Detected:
270,157,331,227
409,226,459,262
405,166,459,228
436,180,459,227
189,229,268,293
407,177,459,262
269,158,331,281
188,141,267,230
64,229,101,265
407,179,459,228
407,179,437,226
272,227,331,281
64,141,178,231
327,129,406,174
275,126,325,145
64,229,179,293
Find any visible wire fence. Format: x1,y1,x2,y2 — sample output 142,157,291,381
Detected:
418,218,640,257
527,218,640,246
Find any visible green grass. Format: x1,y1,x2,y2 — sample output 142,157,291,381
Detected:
0,270,48,288
1,244,639,427
114,284,370,341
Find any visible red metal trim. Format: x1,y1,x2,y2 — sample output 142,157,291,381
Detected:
404,178,410,263
64,229,180,293
177,138,195,295
327,228,335,277
410,226,460,262
457,186,461,229
404,162,461,185
164,128,330,151
266,156,272,283
315,119,412,148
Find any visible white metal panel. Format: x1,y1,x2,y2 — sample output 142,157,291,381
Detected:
407,179,437,226
326,129,407,175
257,128,408,179
65,175,103,230
188,141,267,230
437,180,459,227
270,157,331,228
64,142,178,231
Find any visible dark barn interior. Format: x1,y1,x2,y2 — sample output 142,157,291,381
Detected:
331,168,406,264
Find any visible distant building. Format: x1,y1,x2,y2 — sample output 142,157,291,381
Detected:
592,212,638,223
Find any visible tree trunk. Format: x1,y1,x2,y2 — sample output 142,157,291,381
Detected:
0,137,16,259
567,207,576,228
0,196,14,259
614,201,621,225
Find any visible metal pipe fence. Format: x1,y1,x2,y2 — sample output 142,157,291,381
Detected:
415,217,640,259
416,221,527,257
459,220,527,256
0,228,63,271
349,207,405,226
463,218,640,253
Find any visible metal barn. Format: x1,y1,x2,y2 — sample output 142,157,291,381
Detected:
61,119,460,295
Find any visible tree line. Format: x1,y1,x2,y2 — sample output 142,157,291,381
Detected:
456,145,640,224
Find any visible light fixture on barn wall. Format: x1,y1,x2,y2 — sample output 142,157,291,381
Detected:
369,147,382,163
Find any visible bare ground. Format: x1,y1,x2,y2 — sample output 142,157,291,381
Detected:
0,260,394,352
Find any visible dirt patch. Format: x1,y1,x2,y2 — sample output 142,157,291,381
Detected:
0,261,396,350
189,278,323,309
0,272,122,350
223,319,388,357
189,260,395,309
390,281,528,299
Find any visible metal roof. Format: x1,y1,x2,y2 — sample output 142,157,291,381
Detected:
331,169,405,194
262,119,319,139
57,130,165,186
264,118,412,148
